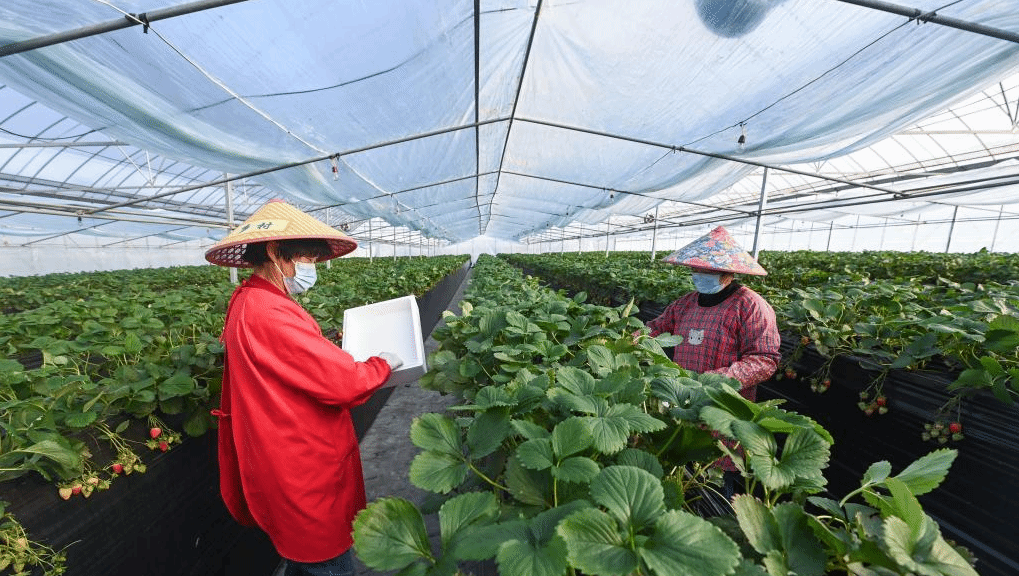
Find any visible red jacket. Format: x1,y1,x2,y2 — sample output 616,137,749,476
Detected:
214,275,392,562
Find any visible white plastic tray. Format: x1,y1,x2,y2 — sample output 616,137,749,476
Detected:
342,295,427,386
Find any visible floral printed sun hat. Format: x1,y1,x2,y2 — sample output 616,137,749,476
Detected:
662,226,767,276
204,199,357,268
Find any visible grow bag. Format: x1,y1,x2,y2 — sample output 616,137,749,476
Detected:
0,262,471,576
759,336,1019,576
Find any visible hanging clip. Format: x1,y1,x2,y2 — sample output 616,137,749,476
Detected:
330,155,339,180
737,123,747,148
129,12,151,33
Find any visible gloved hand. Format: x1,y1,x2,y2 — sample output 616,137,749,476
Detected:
377,351,404,370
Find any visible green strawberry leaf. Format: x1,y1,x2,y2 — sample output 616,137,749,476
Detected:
505,454,551,507
409,413,462,456
556,366,598,395
641,509,741,576
590,466,664,531
496,536,570,576
738,422,829,492
511,418,551,440
882,516,979,576
557,508,639,575
553,456,600,483
408,451,468,494
613,448,664,478
439,491,499,552
891,449,957,496
352,497,432,571
517,438,555,471
466,408,511,459
773,503,827,576
551,417,593,458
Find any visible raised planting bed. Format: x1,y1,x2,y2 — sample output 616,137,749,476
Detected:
760,335,1019,576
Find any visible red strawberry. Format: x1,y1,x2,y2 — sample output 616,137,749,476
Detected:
875,396,887,407
112,463,124,474
949,422,962,434
71,483,82,495
149,427,162,439
159,441,169,452
822,379,831,388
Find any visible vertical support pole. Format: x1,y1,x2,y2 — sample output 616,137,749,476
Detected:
325,207,332,269
393,225,398,261
910,216,920,251
945,206,959,253
751,167,769,259
368,219,374,262
605,215,611,257
826,222,834,252
578,223,584,253
990,205,1003,251
851,215,860,250
650,206,660,260
560,228,565,254
224,176,238,284
879,217,887,251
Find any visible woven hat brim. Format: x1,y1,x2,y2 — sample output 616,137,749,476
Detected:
661,226,768,276
204,200,357,268
205,236,357,268
667,256,768,276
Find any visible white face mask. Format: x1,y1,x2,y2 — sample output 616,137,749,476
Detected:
691,271,726,294
276,261,317,294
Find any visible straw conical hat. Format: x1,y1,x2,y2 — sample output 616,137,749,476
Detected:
205,200,356,267
662,226,767,275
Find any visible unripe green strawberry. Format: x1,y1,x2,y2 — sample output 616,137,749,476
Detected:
59,487,74,500
921,433,931,442
878,406,888,415
952,432,964,442
859,391,869,400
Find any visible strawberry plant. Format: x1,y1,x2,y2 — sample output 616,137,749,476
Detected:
0,501,66,575
0,255,471,575
352,256,973,576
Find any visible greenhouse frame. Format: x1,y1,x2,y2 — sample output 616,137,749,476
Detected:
2,3,1019,576
1,0,1018,274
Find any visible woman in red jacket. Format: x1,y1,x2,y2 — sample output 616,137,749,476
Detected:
646,226,781,500
205,200,402,576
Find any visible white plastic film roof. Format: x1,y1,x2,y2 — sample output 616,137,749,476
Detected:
1,0,1019,256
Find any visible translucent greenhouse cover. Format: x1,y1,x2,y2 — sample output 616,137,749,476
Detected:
1,0,1019,273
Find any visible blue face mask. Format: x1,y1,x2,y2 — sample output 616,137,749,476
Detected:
691,272,725,294
278,261,317,294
